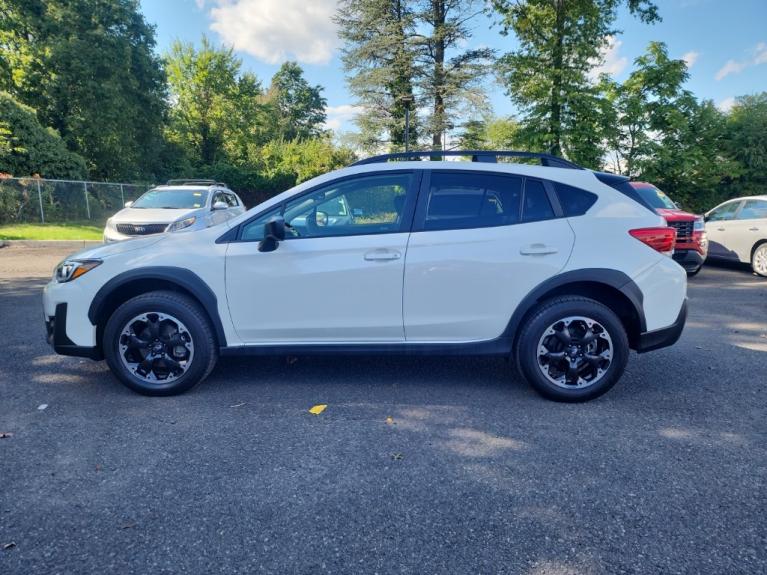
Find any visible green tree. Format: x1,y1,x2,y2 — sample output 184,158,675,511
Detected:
416,0,493,150
0,0,168,180
267,62,327,141
492,0,659,163
456,116,521,150
335,0,419,150
165,37,272,169
724,93,767,198
0,92,87,179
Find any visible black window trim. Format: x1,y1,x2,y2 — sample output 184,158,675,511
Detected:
218,169,423,244
412,169,564,233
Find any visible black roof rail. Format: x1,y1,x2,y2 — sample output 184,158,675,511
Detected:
350,150,583,170
165,179,228,187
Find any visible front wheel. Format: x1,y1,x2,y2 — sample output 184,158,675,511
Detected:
751,243,767,277
516,296,629,402
103,291,218,396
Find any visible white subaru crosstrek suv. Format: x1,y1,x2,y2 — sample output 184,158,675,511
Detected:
44,151,687,402
103,180,245,242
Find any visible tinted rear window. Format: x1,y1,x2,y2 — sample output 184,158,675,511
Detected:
425,172,523,230
522,179,555,222
555,183,598,216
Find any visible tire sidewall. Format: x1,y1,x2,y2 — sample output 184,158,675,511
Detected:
752,244,767,277
517,298,629,402
103,294,214,396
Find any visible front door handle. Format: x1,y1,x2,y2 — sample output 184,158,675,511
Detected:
749,227,759,232
520,243,558,256
364,249,401,261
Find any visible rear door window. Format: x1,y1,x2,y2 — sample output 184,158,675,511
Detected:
422,172,523,231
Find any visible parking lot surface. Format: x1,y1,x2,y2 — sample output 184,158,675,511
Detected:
1,243,765,574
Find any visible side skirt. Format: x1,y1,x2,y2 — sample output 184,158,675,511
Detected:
220,338,513,357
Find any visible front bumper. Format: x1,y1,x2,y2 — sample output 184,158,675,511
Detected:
636,299,688,353
45,303,102,359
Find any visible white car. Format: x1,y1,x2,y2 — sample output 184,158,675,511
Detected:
704,195,767,277
103,180,245,242
44,151,687,402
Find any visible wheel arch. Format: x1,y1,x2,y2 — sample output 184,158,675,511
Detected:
88,267,227,353
505,269,646,351
751,238,767,259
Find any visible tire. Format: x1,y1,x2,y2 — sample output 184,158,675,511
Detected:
103,291,218,396
686,266,701,277
751,243,767,277
515,296,630,403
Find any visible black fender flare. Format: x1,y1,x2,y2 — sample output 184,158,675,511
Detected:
502,268,646,344
88,267,228,347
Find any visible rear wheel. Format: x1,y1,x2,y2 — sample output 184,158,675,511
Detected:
751,243,767,277
103,291,218,396
516,296,629,402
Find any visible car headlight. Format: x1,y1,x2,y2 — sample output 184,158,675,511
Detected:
54,259,102,283
105,218,116,231
693,216,705,231
167,216,196,232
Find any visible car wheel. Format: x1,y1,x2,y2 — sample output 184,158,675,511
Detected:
751,243,767,277
103,291,218,396
686,266,702,277
516,296,629,402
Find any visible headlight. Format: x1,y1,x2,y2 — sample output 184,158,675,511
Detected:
105,218,116,231
167,216,196,232
54,259,102,283
693,216,704,231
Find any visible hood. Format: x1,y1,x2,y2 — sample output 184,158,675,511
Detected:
657,208,697,221
66,234,167,260
110,207,194,223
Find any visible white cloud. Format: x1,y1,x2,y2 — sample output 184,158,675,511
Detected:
715,41,767,80
682,51,700,69
716,59,746,81
324,104,364,132
717,97,736,112
589,36,628,81
206,0,339,65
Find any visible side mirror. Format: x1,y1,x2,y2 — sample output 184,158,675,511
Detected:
124,201,133,208
703,214,710,222
258,216,286,253
212,201,228,210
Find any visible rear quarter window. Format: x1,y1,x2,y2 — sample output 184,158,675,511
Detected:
555,183,598,216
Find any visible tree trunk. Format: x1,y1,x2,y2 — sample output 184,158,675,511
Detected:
549,0,564,157
431,0,445,150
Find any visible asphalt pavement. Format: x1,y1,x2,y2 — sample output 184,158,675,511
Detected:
1,243,765,574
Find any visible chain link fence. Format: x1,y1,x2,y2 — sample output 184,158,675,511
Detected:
0,177,154,226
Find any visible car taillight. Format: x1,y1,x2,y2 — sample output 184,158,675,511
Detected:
629,227,677,256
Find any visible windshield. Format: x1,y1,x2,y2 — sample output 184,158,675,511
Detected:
634,185,677,210
131,189,208,209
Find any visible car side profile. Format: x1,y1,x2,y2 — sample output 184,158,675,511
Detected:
103,180,245,242
704,195,767,277
44,151,688,402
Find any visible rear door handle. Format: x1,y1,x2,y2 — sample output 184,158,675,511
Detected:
717,227,726,231
364,249,401,261
520,243,558,256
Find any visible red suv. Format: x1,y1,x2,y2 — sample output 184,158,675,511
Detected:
630,182,707,276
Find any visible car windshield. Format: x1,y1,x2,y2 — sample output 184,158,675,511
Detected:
634,185,677,210
131,189,208,209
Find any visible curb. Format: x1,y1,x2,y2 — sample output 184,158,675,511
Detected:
0,240,102,250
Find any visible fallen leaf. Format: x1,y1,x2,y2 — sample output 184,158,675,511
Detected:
385,416,394,425
230,402,245,408
37,404,48,411
120,522,136,530
391,453,404,461
308,404,327,415
0,432,12,439
3,542,16,551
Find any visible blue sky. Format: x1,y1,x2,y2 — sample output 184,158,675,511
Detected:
140,0,767,133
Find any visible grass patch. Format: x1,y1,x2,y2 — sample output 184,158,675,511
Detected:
0,222,103,240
